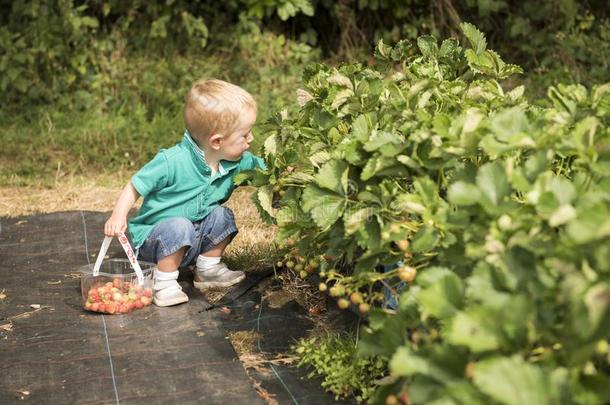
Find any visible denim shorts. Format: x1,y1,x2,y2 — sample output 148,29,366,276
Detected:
137,206,238,268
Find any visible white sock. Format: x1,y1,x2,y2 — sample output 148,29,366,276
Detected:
196,255,221,270
154,270,181,293
155,269,179,281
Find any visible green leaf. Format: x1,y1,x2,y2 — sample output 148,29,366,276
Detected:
473,356,551,405
301,185,345,229
410,225,440,252
567,203,610,244
460,22,487,54
257,185,275,218
315,160,348,194
417,269,465,318
390,346,457,383
417,35,439,58
263,134,277,156
344,207,374,235
448,181,481,205
446,309,502,352
476,162,510,206
489,107,531,143
352,114,370,141
439,38,460,58
311,198,345,230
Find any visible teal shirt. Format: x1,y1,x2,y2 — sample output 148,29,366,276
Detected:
128,133,266,248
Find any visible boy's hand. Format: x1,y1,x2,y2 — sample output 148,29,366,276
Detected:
104,215,127,237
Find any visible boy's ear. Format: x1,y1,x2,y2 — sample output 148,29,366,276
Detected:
208,133,223,150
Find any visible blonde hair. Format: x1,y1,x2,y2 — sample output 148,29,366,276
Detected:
184,79,257,140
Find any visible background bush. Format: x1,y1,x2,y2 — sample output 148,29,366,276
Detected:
0,0,608,184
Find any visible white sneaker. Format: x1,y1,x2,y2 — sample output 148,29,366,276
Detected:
153,271,189,307
194,261,245,289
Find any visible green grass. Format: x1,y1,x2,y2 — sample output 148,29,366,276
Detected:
0,29,319,187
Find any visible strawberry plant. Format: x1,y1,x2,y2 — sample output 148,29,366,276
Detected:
241,23,610,403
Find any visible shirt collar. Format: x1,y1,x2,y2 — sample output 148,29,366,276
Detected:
183,130,229,175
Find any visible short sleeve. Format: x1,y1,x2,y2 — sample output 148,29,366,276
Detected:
240,151,267,171
131,151,169,197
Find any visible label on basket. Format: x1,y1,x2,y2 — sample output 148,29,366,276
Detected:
117,232,144,285
92,233,145,286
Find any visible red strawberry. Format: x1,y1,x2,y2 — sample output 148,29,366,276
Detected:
134,300,143,309
105,303,116,314
91,302,99,312
142,288,152,298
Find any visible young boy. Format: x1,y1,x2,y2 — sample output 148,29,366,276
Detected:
104,79,265,307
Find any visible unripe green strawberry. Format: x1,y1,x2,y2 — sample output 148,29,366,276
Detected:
595,339,609,355
329,285,345,297
294,263,304,272
318,283,328,292
498,214,512,230
276,261,283,268
286,261,295,269
308,259,319,269
299,270,308,278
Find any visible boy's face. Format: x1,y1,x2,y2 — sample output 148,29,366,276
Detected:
218,108,256,161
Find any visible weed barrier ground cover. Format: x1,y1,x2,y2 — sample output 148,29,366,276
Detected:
0,211,348,404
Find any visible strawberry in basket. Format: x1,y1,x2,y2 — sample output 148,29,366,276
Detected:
80,232,155,315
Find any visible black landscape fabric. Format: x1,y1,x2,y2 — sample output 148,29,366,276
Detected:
0,211,356,404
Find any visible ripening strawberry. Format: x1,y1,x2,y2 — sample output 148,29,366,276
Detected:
385,394,398,405
105,303,116,314
398,266,417,282
350,292,363,305
397,239,410,251
358,303,370,314
113,278,122,289
91,302,100,312
465,361,476,379
337,298,350,309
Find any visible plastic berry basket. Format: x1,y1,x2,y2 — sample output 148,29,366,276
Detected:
80,233,155,314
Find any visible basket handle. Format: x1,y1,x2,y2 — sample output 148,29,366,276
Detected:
92,232,145,285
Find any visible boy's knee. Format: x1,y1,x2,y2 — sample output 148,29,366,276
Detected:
157,217,196,240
